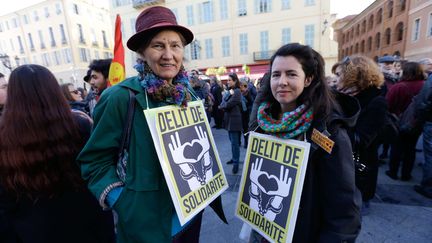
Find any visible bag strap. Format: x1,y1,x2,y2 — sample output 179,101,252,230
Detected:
118,89,136,155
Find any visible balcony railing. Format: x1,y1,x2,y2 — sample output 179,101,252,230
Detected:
253,50,275,61
132,0,164,9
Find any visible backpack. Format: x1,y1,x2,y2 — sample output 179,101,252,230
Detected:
398,97,422,135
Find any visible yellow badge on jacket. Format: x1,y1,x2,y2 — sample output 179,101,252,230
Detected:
311,128,335,154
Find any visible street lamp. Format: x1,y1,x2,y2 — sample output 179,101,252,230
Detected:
0,53,12,71
0,54,20,72
322,19,329,35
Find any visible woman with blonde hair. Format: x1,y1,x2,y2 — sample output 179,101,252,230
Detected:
337,55,387,215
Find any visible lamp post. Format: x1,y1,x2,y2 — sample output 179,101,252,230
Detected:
0,54,20,72
0,53,12,72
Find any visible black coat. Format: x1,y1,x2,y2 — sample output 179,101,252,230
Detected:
250,93,362,243
0,113,115,243
220,88,243,131
349,87,387,201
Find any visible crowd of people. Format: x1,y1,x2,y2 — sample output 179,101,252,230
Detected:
0,5,431,243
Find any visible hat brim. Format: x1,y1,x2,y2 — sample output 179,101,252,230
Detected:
127,24,194,52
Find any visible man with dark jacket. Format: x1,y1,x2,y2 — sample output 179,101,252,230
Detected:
210,76,223,129
414,73,432,198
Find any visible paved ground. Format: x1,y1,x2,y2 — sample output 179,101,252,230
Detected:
200,125,432,243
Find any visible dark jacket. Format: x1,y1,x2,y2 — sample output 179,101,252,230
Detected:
349,87,387,200
0,113,114,243
220,88,243,131
415,75,432,123
250,93,362,243
70,101,90,115
78,77,226,242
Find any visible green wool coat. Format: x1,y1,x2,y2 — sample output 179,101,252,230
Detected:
78,77,226,242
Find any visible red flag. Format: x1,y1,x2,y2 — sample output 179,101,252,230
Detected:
108,14,125,86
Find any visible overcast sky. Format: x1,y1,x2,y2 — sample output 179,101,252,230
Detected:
0,0,375,19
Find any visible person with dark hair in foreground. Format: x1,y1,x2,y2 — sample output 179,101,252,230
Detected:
248,43,361,242
0,64,114,243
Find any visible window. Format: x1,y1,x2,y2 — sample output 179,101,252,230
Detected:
388,1,393,18
282,0,290,9
191,40,201,60
400,0,406,11
17,36,24,53
11,18,18,28
44,7,50,18
282,28,291,44
28,33,35,51
52,51,61,65
396,22,404,41
49,27,56,47
104,52,112,59
355,25,360,36
33,10,39,21
260,31,269,52
38,30,45,49
305,24,315,47
77,24,85,44
375,32,381,49
102,30,109,48
368,15,374,30
9,39,14,51
362,20,366,33
238,0,247,16
355,43,359,53
73,4,79,15
42,53,51,66
221,36,230,57
94,50,100,59
171,8,179,21
23,15,28,24
91,28,98,46
305,0,315,6
55,3,62,14
428,13,432,37
60,24,67,44
220,0,228,20
367,36,372,51
412,18,420,41
239,33,248,55
385,28,391,45
112,0,131,7
255,0,272,14
62,48,72,63
377,8,383,24
186,5,194,26
79,48,88,62
200,1,214,23
205,38,213,59
361,40,365,52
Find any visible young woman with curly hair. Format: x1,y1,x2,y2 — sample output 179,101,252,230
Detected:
0,64,114,243
337,55,387,215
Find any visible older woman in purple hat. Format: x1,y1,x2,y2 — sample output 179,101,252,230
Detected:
78,6,226,242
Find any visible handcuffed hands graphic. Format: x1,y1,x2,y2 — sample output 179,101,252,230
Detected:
249,158,292,220
168,126,213,189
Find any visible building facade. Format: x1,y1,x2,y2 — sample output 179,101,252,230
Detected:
334,0,410,62
404,0,432,61
0,0,113,87
112,0,339,78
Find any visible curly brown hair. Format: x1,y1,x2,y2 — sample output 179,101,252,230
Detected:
339,55,384,92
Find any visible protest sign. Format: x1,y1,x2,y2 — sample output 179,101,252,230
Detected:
235,132,310,243
144,100,228,225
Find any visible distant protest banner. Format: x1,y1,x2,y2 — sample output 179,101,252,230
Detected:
144,101,228,225
235,132,310,243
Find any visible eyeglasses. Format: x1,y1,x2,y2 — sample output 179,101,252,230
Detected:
342,56,351,65
70,90,79,94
